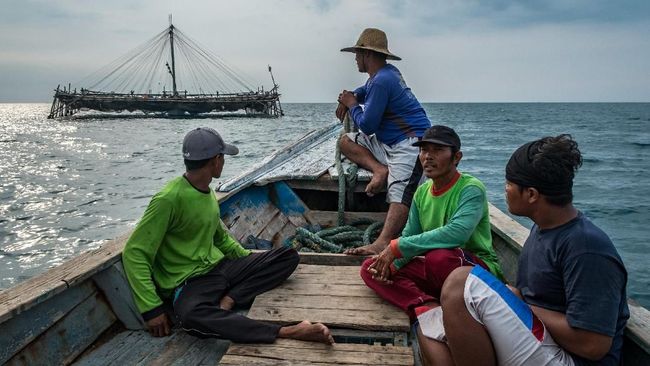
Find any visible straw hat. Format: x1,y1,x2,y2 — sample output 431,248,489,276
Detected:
340,28,401,61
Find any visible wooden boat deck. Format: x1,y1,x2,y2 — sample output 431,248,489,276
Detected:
71,262,412,365
220,264,412,365
248,264,409,332
221,338,414,365
74,330,229,365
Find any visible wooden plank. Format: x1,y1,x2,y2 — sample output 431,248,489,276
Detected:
7,290,117,365
252,294,391,311
258,211,290,244
310,210,387,228
220,355,335,365
272,221,299,248
217,123,342,194
92,262,144,330
298,252,366,266
488,202,528,250
226,204,279,243
0,281,96,364
294,264,360,274
221,338,413,365
252,282,374,297
73,330,147,365
627,300,650,355
287,179,369,192
247,306,408,332
248,264,409,332
169,337,229,366
0,232,129,324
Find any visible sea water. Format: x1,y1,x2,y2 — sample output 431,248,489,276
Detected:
0,102,648,307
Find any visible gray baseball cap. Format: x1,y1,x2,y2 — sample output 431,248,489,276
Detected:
182,127,239,160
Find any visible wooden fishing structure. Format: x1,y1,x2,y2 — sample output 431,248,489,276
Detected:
48,19,283,119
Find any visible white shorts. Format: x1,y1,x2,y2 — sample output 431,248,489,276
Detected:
464,266,575,366
346,132,425,205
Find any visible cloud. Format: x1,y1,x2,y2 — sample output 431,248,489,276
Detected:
0,0,648,102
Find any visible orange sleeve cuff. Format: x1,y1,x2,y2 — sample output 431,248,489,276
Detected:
389,263,398,274
390,239,402,259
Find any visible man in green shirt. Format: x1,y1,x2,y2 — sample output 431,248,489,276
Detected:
123,127,333,344
359,125,503,364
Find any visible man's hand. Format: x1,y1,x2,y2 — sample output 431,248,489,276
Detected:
337,90,358,109
335,102,348,122
367,246,396,283
147,313,171,337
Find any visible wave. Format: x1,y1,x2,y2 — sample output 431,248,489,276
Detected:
631,142,650,147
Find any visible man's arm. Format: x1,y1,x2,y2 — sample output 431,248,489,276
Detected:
535,253,625,360
213,219,251,259
389,201,423,271
345,80,389,135
391,186,485,259
122,195,173,334
530,305,612,360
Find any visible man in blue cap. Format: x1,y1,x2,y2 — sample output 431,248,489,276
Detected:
123,127,333,344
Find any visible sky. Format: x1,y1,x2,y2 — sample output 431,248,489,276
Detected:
0,0,649,103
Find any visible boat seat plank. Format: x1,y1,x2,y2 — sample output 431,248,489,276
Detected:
7,290,116,365
247,264,410,332
73,330,229,366
225,203,280,243
220,338,413,365
0,233,129,324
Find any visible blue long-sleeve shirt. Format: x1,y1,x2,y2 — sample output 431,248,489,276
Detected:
350,64,430,145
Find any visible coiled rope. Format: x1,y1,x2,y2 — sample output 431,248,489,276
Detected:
287,113,384,253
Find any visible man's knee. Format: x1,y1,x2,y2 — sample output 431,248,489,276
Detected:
440,266,472,306
274,246,300,274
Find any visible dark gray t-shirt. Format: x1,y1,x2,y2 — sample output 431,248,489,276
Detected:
516,212,629,366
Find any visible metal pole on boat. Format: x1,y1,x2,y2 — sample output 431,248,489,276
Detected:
268,65,283,116
168,14,178,97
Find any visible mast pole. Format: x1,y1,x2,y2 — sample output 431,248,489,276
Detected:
168,14,178,96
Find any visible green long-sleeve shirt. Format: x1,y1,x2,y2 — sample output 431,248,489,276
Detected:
122,176,250,317
391,173,504,279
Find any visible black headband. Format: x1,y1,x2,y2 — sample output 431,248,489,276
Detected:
505,141,573,196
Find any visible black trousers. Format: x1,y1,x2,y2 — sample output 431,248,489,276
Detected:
173,246,299,343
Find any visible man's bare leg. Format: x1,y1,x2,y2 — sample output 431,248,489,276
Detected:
278,320,335,344
440,267,496,366
339,135,388,196
417,325,454,366
345,202,408,255
219,295,235,310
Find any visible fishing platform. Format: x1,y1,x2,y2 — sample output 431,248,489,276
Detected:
48,18,283,119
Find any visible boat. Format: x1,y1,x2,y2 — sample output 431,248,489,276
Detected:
0,123,648,365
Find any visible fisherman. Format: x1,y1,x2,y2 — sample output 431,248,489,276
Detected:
437,135,629,365
122,127,333,344
336,28,431,256
359,125,504,363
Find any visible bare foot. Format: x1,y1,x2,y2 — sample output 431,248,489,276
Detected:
279,320,334,344
365,167,388,197
343,241,387,256
219,295,235,311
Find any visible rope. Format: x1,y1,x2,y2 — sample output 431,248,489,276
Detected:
289,222,384,253
283,113,384,253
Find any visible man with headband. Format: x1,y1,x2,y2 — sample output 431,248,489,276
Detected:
437,135,629,365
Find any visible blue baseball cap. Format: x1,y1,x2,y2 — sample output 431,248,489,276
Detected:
182,127,239,160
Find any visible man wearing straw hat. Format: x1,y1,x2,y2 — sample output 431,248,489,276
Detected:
337,28,431,256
